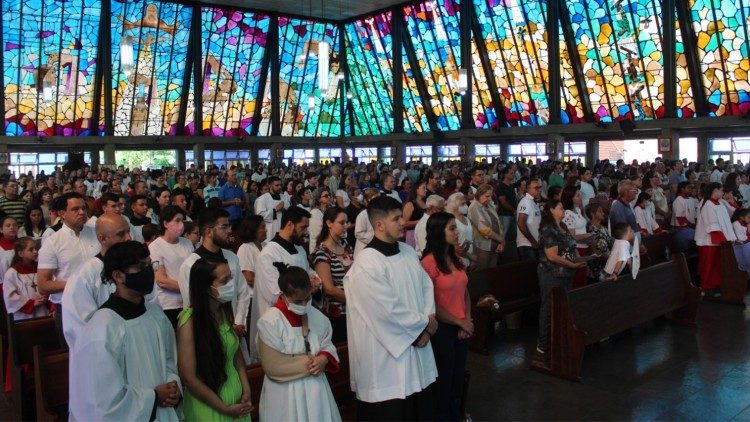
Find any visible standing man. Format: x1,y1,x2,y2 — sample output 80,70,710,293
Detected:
344,196,438,420
0,180,26,222
517,178,542,261
202,171,221,205
414,195,445,257
381,174,402,203
219,170,246,227
496,166,518,242
38,192,101,346
255,176,287,240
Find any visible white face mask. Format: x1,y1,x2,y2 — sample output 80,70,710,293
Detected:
356,194,364,202
213,282,235,304
458,204,469,215
286,298,311,315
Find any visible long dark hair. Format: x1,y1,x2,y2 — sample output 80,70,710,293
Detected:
560,186,578,211
188,258,233,394
23,205,46,236
540,199,567,233
701,182,723,210
236,215,264,243
421,211,463,274
316,206,346,248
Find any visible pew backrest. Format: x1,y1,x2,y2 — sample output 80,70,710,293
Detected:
7,315,58,366
468,259,539,307
641,232,673,268
33,346,69,421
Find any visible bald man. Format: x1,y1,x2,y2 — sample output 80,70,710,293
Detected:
61,213,133,349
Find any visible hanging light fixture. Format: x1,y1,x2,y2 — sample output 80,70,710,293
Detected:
458,68,468,93
308,93,316,109
318,41,330,93
121,36,134,75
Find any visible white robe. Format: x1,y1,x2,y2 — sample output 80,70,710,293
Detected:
343,241,438,403
695,200,737,246
308,208,324,255
177,249,251,326
634,206,660,235
353,211,373,258
257,306,341,422
3,267,49,320
61,257,114,349
249,239,315,363
255,193,288,240
69,302,180,422
0,249,13,284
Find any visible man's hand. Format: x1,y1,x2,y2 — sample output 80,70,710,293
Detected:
309,274,322,291
154,380,180,407
415,332,431,348
426,314,438,336
275,201,285,211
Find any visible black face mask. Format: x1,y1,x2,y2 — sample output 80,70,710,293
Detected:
124,265,155,295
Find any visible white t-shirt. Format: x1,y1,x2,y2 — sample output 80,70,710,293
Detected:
236,242,261,298
563,208,588,248
604,239,631,276
38,224,101,304
579,182,595,207
148,237,195,310
516,193,541,248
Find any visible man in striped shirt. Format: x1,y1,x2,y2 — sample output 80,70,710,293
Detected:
0,180,27,223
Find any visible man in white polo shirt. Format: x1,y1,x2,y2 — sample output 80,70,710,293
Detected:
38,192,101,347
516,178,542,262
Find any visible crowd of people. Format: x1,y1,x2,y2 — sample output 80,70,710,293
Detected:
0,153,745,420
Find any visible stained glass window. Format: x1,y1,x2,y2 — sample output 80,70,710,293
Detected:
403,1,462,131
193,8,269,136
3,0,101,136
275,17,342,137
111,0,191,136
564,0,691,122
345,13,395,135
690,0,750,116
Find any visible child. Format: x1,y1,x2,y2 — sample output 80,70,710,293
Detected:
601,223,635,281
731,208,750,272
140,223,161,246
0,216,19,288
696,182,737,296
633,192,662,236
2,237,49,320
183,221,200,249
256,263,341,422
672,182,697,252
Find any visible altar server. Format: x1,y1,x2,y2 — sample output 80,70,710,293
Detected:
69,241,181,421
672,182,697,251
344,196,438,420
249,206,320,363
3,237,49,320
257,264,341,421
255,176,288,240
695,182,737,297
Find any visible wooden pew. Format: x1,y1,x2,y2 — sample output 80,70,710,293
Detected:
706,241,748,307
468,260,540,354
535,253,699,381
5,315,60,420
641,232,673,268
246,344,356,421
33,346,69,421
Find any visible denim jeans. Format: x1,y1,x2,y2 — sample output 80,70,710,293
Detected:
537,270,572,350
517,246,539,262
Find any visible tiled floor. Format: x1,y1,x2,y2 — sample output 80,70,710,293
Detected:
464,293,750,421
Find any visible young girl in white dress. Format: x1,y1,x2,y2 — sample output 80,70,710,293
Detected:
2,237,49,320
256,263,341,422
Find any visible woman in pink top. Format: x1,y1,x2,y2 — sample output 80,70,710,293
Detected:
420,211,472,421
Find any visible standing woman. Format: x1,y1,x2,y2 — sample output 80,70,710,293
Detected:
313,207,352,343
695,182,737,298
561,186,592,288
19,205,52,242
421,212,472,421
467,184,505,270
177,258,253,421
446,192,476,268
402,180,428,248
308,187,332,255
152,186,172,225
35,187,54,225
535,199,586,364
585,203,614,282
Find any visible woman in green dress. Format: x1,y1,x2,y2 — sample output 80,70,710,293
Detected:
177,258,253,421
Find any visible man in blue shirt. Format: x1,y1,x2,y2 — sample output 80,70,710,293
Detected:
219,170,246,227
609,180,639,233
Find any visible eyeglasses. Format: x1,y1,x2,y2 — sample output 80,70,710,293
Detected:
321,194,331,198
210,224,231,231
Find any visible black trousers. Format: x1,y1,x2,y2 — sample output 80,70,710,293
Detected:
53,303,68,349
431,322,469,421
357,383,435,421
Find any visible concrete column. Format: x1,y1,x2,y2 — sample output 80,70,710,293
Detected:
585,139,599,168
90,148,101,169
697,134,709,164
0,144,8,174
192,143,205,170
176,149,186,170
460,138,476,163
659,129,680,161
392,140,406,164
547,134,565,161
103,144,116,167
501,143,510,161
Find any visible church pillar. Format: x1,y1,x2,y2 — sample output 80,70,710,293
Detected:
547,134,565,161
193,143,205,170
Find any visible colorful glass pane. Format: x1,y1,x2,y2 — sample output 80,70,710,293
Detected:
189,8,269,136
3,0,101,136
404,0,462,131
111,0,191,136
345,12,394,135
276,17,341,137
690,0,750,116
401,43,430,132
